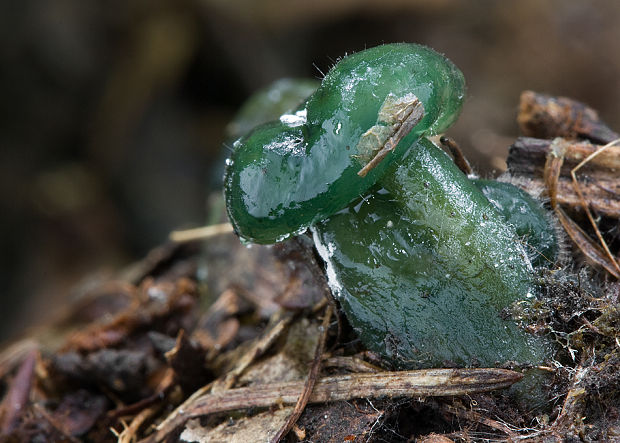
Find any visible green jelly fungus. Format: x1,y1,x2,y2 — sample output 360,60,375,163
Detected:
471,179,558,268
223,44,557,371
312,138,555,368
211,78,320,190
224,43,465,244
226,78,320,141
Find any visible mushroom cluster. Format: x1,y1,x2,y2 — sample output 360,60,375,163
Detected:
224,43,557,370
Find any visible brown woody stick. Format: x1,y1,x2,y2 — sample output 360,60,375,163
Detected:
518,90,619,144
508,137,620,219
140,368,522,443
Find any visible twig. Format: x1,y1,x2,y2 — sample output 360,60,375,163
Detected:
518,91,620,144
508,137,620,218
270,304,333,442
139,368,522,442
440,136,473,176
148,381,214,440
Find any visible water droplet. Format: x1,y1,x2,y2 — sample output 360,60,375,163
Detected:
280,110,306,127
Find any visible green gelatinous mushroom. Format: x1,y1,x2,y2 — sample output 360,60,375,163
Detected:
224,43,465,244
226,78,320,141
312,138,555,368
222,43,557,373
210,78,320,190
471,179,559,268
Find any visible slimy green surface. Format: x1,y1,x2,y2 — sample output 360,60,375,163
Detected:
226,78,320,141
312,139,554,367
472,179,558,268
224,43,465,244
223,44,557,370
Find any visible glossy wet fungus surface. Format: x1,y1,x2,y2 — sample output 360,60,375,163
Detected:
313,138,557,368
225,78,320,142
224,43,558,372
225,43,465,244
472,179,559,268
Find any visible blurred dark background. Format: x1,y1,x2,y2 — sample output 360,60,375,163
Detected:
2,0,620,340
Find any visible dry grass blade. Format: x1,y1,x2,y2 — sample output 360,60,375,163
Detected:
0,339,38,381
109,367,175,424
169,223,234,242
508,137,620,218
115,404,163,443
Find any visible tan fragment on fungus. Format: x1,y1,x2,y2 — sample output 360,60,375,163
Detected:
357,93,424,177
